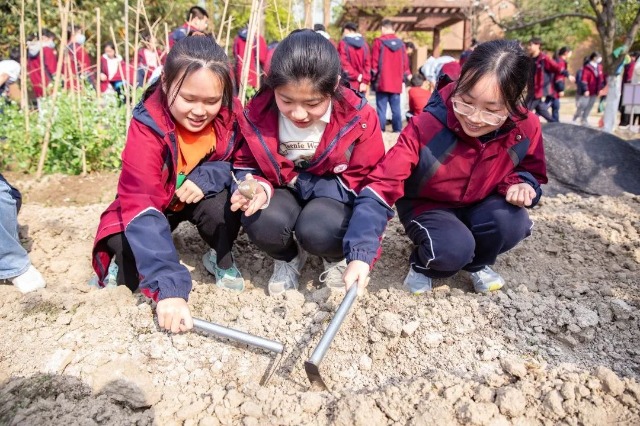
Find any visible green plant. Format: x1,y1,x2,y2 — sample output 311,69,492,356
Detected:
0,88,127,174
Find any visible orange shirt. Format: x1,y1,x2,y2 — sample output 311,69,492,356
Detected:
175,124,217,183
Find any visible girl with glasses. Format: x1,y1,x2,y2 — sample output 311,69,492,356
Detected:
341,39,547,295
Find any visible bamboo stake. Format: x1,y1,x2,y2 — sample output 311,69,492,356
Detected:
96,8,101,102
273,0,284,40
124,0,131,123
285,0,293,35
19,0,29,136
217,0,231,42
131,0,142,106
239,0,261,105
225,16,233,54
36,0,46,98
164,22,170,53
36,0,71,179
256,4,261,91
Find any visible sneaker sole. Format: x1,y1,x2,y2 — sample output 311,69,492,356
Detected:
202,253,245,292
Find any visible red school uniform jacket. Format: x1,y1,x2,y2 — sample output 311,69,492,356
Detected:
232,29,267,89
337,35,371,91
92,86,243,301
581,62,606,95
371,34,411,94
531,52,562,100
233,85,385,203
27,45,57,98
343,81,547,265
63,42,93,91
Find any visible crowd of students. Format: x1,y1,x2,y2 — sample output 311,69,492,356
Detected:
4,11,558,335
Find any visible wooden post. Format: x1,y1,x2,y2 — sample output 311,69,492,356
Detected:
124,0,131,123
273,0,284,40
36,0,71,179
239,0,260,105
19,0,29,136
131,0,142,107
255,3,261,91
36,0,46,97
217,0,230,42
96,7,101,102
285,0,293,35
225,16,233,54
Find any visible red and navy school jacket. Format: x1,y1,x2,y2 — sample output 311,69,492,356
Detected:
27,46,57,98
169,23,192,49
581,62,606,95
232,29,267,89
343,81,547,266
92,86,242,301
548,57,570,99
531,53,562,100
63,43,93,91
371,34,411,94
233,85,385,204
338,35,371,91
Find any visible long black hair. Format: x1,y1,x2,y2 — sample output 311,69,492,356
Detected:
266,29,342,97
455,39,530,120
144,35,233,112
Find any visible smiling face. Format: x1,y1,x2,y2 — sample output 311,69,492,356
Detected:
274,79,332,128
452,73,508,138
165,67,223,132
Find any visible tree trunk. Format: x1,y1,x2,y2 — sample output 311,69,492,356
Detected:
603,75,621,133
304,0,313,29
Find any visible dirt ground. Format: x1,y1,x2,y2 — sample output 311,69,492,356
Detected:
1,164,639,425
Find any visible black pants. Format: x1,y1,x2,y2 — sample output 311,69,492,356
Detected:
241,188,352,263
527,97,556,123
404,195,532,278
104,190,241,290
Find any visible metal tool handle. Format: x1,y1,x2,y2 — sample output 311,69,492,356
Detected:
192,318,284,354
308,284,359,365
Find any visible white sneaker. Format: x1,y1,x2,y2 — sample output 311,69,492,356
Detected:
319,258,347,289
267,247,308,296
403,266,432,294
469,266,505,293
11,265,46,293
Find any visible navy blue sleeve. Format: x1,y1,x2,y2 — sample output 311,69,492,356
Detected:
343,187,395,265
187,161,232,197
518,171,543,207
125,209,192,301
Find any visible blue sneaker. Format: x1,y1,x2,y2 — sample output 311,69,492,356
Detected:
88,261,118,288
403,266,432,294
470,266,505,293
202,249,245,291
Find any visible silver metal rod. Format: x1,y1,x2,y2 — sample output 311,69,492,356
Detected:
308,284,358,365
192,318,284,354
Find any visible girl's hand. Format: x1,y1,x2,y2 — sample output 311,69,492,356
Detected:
175,179,204,204
100,73,107,81
343,260,370,295
229,174,267,216
584,90,590,97
156,298,193,333
506,183,536,207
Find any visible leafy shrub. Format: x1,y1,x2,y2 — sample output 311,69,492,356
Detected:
0,89,127,174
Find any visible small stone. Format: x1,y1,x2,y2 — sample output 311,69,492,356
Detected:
401,321,420,337
176,400,208,420
225,389,244,408
444,384,464,403
560,383,576,401
284,289,305,306
374,312,402,337
301,393,323,414
359,354,373,371
610,299,633,321
474,385,495,403
495,387,526,417
501,358,527,379
310,287,331,304
199,417,220,426
240,401,263,418
573,305,599,328
424,332,444,348
456,401,499,425
542,390,566,417
172,334,189,351
594,366,625,396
